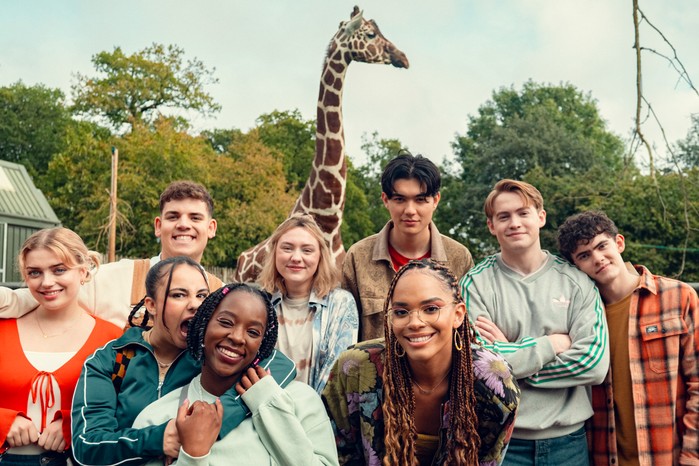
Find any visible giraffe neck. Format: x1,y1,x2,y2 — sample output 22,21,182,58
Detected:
292,33,350,259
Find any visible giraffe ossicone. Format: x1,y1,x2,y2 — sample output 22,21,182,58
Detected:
234,5,409,283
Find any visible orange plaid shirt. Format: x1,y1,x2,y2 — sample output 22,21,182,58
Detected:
588,265,699,466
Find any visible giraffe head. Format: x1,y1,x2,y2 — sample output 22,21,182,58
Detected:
337,6,409,69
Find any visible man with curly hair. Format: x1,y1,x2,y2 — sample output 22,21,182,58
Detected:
558,210,699,466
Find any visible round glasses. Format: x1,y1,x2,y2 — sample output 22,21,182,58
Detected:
387,301,458,327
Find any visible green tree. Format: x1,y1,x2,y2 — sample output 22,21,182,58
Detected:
71,43,220,132
209,128,297,265
0,82,72,177
677,114,699,168
441,81,628,260
347,132,407,237
256,110,316,192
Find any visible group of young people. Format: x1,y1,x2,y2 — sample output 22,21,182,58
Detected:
0,152,695,466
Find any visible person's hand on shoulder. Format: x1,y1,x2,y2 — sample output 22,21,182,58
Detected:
235,365,270,396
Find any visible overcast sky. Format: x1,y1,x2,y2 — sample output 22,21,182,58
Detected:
2,1,697,168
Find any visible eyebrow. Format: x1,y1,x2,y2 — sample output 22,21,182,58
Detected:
27,263,66,269
217,310,266,328
391,296,445,307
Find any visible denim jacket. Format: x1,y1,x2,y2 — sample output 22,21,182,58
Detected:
272,287,359,393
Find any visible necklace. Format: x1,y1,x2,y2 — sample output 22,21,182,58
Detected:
142,330,176,369
412,370,450,395
35,312,75,339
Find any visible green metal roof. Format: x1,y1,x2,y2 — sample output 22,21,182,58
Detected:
0,160,60,227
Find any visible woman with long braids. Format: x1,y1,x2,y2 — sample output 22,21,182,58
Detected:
71,257,296,466
323,259,520,465
132,283,339,465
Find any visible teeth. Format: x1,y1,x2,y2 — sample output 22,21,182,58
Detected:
43,290,61,296
408,335,432,343
173,236,194,242
218,347,242,358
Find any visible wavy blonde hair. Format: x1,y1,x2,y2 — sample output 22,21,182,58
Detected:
258,214,338,298
18,227,100,282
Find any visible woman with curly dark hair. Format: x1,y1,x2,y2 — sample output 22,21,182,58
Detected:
323,259,520,465
132,283,339,465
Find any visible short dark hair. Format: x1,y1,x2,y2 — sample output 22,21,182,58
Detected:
187,283,278,368
557,211,619,263
159,180,214,217
381,151,441,198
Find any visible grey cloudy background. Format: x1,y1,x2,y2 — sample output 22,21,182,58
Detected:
2,1,697,167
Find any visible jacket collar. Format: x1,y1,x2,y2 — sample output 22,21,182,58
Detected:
633,264,658,295
371,221,447,262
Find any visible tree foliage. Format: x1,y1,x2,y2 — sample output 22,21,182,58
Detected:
440,81,628,259
71,43,220,132
0,82,72,177
256,110,316,192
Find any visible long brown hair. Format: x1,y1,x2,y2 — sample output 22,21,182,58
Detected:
382,259,480,465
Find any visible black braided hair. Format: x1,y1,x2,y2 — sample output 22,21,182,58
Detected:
187,283,278,367
127,256,208,329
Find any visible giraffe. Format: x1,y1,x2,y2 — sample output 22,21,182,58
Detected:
234,5,409,282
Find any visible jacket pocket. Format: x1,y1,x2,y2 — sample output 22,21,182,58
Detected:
640,316,686,373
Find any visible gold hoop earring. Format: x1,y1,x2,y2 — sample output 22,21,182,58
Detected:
454,328,463,351
394,340,405,357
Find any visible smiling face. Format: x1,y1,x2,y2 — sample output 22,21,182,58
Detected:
201,290,267,396
572,233,627,287
146,264,209,352
389,269,465,364
154,198,217,263
487,191,546,255
274,226,321,298
23,247,87,314
382,178,440,240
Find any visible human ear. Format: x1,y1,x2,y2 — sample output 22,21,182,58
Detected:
154,217,163,238
453,302,466,328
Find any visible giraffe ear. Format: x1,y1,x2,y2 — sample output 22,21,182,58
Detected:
345,8,363,35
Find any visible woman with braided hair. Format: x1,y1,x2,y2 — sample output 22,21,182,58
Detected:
132,283,339,465
71,257,296,466
323,259,520,465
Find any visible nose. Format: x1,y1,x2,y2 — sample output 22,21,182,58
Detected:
404,200,417,215
591,250,604,265
188,295,204,314
290,248,302,261
176,215,191,229
228,326,246,345
41,272,56,288
406,310,425,328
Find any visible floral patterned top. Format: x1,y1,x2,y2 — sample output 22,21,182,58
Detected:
322,338,520,466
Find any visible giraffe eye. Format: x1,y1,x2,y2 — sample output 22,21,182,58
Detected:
366,32,376,39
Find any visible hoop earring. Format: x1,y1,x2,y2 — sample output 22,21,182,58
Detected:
394,340,405,357
454,328,463,351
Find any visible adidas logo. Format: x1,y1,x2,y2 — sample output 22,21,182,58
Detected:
552,295,571,308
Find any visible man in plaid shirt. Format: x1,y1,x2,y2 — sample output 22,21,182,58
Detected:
558,211,699,466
